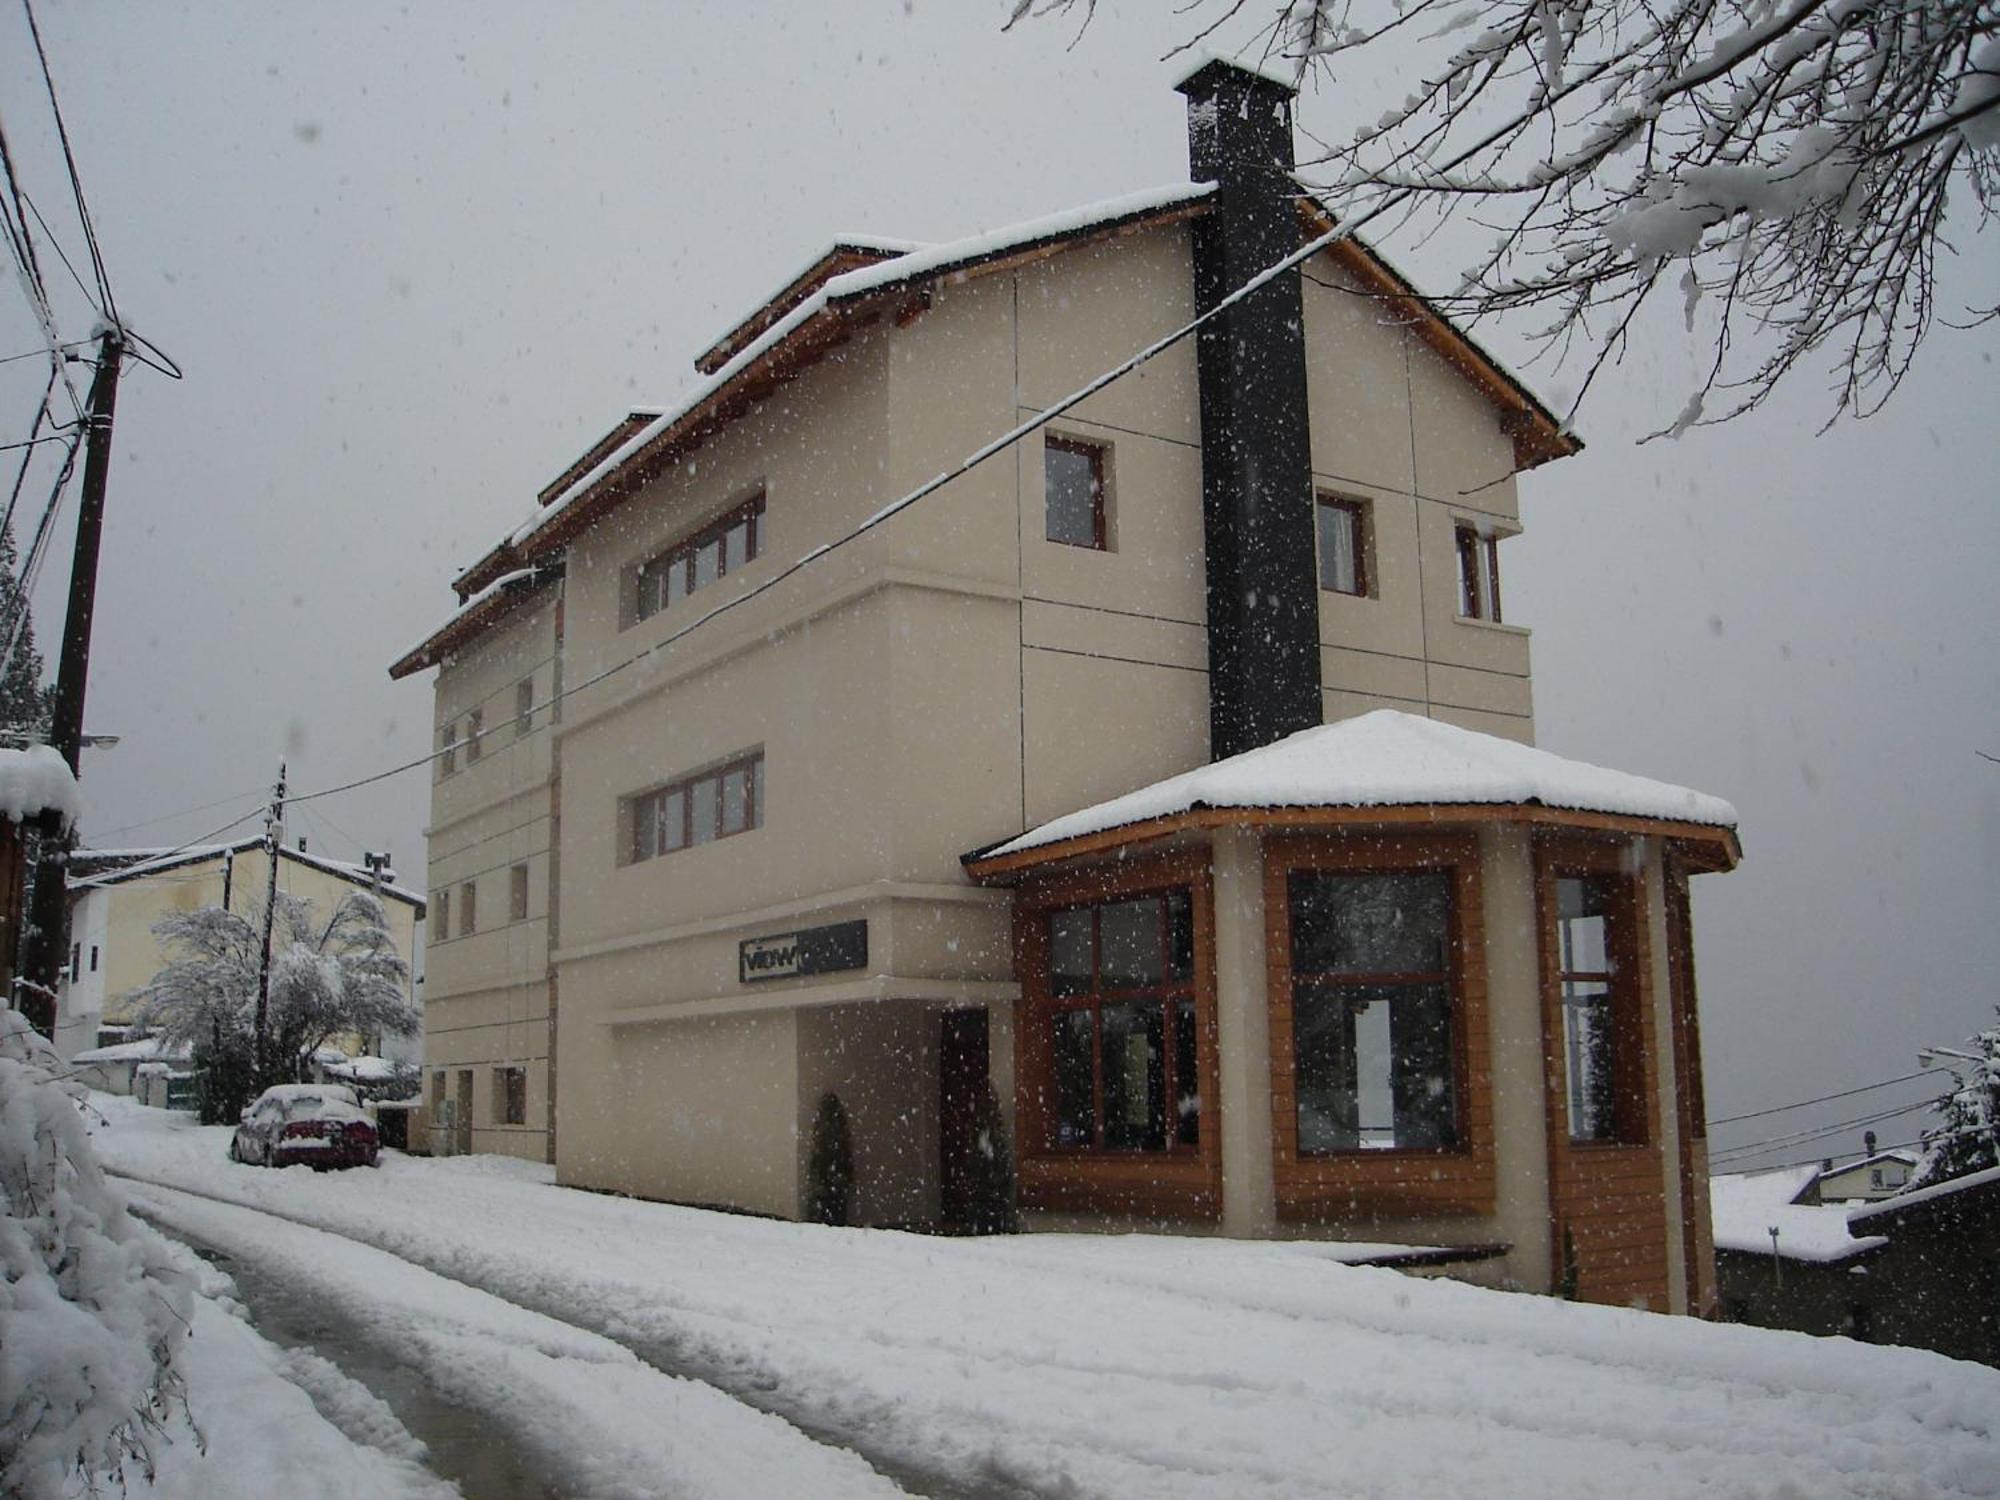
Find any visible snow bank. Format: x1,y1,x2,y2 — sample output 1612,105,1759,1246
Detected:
1709,1166,1886,1264
0,746,79,828
90,1096,2000,1499
988,709,1738,857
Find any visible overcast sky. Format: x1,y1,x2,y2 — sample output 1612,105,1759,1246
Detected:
2,2,1994,1171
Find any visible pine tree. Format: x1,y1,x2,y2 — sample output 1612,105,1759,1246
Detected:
1910,1011,2000,1190
0,522,51,745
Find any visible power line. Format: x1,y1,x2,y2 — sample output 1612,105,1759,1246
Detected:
1708,1068,1953,1128
21,0,116,324
1709,1098,1937,1167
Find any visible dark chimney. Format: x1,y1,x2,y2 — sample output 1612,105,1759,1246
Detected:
1864,1130,1877,1158
1176,59,1323,761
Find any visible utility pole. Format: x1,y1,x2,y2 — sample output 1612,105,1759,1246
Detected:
251,763,285,1086
362,850,390,1056
16,327,123,1036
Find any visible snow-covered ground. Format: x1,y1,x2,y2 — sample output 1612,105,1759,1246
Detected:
93,1096,2000,1499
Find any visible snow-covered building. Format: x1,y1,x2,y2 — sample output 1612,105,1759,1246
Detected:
391,60,1739,1312
54,838,425,1064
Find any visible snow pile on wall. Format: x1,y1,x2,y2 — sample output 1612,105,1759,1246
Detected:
992,709,1738,856
0,1010,191,1499
0,747,80,828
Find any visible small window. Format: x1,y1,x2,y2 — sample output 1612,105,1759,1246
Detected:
493,1066,526,1126
628,752,763,864
438,722,457,777
1455,523,1504,622
69,943,80,983
459,880,477,938
515,678,535,737
1317,496,1369,596
432,890,450,942
1554,873,1644,1144
430,1070,445,1110
509,863,530,922
1044,436,1107,550
466,708,484,763
631,492,765,626
89,945,98,974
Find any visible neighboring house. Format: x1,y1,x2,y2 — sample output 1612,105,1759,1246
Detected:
69,1032,192,1096
1714,1162,2000,1366
390,60,1739,1313
53,837,425,1063
1801,1147,1920,1204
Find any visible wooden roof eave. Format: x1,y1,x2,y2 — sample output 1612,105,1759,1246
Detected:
695,245,909,375
962,802,1740,884
388,571,559,680
1294,199,1580,474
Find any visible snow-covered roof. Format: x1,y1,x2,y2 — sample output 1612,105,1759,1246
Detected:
1849,1164,2000,1227
1814,1148,1920,1184
69,837,425,908
320,1054,405,1082
1710,1167,1887,1264
1172,50,1300,95
73,1034,190,1064
389,564,560,678
976,710,1739,862
0,745,80,827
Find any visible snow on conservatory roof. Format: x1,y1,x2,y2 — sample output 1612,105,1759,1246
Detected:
971,711,1739,868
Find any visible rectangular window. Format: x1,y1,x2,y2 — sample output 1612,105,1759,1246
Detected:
1038,889,1197,1154
89,945,98,973
509,863,530,922
465,707,483,762
1317,496,1369,596
1044,435,1107,550
493,1066,526,1126
1554,873,1644,1143
438,721,457,777
627,751,764,864
631,491,765,625
69,943,80,983
1289,870,1459,1152
432,890,449,942
1455,523,1504,622
515,677,535,737
459,880,477,938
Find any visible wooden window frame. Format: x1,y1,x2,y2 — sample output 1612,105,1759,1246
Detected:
438,721,457,778
515,677,535,738
1454,523,1505,622
509,862,530,922
431,889,449,943
459,879,477,938
1316,495,1370,597
493,1066,527,1126
626,750,764,865
1266,830,1496,1221
465,707,483,763
1548,864,1647,1146
630,491,766,627
1043,434,1108,551
1012,852,1221,1220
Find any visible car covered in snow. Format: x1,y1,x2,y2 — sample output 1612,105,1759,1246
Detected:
229,1083,380,1169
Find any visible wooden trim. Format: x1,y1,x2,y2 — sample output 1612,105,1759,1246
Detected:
1535,833,1671,1309
390,570,560,680
1665,855,1718,1315
1012,851,1223,1221
1315,494,1369,597
1263,830,1497,1222
965,803,1739,882
695,245,907,374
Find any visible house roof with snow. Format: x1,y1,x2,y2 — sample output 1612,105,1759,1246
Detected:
72,1033,190,1065
69,837,426,910
402,177,1580,645
1710,1166,1887,1265
964,711,1740,879
388,563,562,679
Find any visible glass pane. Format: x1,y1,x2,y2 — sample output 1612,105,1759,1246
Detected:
1052,1009,1095,1148
725,520,751,573
1101,1000,1165,1150
1558,876,1611,974
666,557,688,606
748,757,764,828
1318,503,1359,593
1289,872,1449,977
1174,996,1199,1147
1564,982,1617,1141
721,767,749,834
1049,908,1093,998
1044,441,1100,547
1294,981,1456,1151
689,777,718,845
659,788,686,852
1166,889,1194,980
632,795,658,861
694,538,722,589
1099,897,1163,989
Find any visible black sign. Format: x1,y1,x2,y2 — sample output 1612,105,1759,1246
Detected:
739,920,868,984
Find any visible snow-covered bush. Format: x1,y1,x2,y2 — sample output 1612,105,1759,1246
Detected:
0,1009,191,1498
1912,1010,2000,1190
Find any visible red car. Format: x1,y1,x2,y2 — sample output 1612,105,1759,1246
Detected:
229,1084,380,1169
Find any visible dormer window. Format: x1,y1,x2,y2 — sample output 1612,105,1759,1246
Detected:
1455,523,1503,623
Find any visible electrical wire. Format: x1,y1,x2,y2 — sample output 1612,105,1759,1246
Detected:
21,0,116,325
1709,1098,1938,1166
1707,1068,1954,1127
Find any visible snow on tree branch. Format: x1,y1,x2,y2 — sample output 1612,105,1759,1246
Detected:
0,1010,191,1499
1023,0,2000,429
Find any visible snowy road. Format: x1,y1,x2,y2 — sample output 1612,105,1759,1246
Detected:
95,1096,2000,1500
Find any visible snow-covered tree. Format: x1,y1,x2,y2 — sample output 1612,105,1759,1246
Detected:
0,522,51,746
1910,1011,2000,1189
0,1009,191,1499
134,888,417,1119
1011,1,1999,429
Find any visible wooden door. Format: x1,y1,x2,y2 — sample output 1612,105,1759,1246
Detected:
938,1009,989,1230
